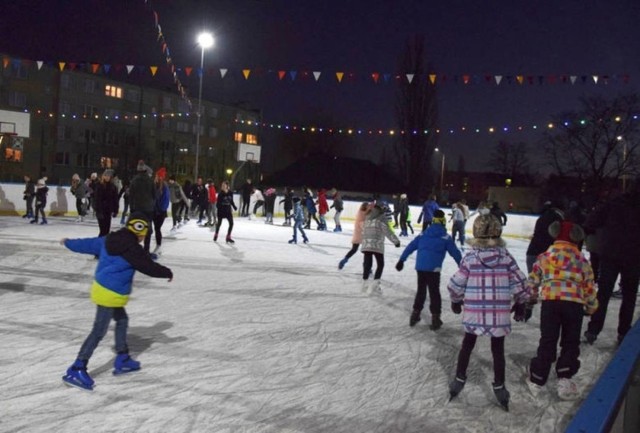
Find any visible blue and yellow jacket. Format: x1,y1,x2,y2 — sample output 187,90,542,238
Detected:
64,229,173,307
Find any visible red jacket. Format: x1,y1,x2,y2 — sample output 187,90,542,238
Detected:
207,185,217,204
317,190,329,215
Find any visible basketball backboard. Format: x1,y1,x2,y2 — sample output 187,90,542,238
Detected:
0,110,30,138
237,142,261,163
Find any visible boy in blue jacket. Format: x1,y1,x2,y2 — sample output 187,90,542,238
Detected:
396,209,462,330
61,212,173,390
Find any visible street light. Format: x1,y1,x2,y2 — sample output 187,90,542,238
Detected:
226,168,233,179
435,147,445,192
194,32,214,182
617,135,628,192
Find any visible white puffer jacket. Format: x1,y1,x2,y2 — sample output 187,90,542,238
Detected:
361,206,400,254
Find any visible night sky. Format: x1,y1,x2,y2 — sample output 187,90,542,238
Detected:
2,0,640,173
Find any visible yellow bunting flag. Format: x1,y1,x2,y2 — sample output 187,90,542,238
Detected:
429,74,436,84
243,69,251,79
58,62,66,71
150,66,158,76
516,75,524,85
336,72,344,82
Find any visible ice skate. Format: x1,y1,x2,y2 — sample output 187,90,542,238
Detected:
113,353,141,375
492,383,510,411
226,235,235,244
152,245,162,256
62,359,94,391
448,376,466,401
303,238,309,244
213,232,218,242
409,309,421,327
430,314,443,331
361,279,370,293
40,219,48,225
583,331,597,345
557,378,579,400
338,258,348,270
30,219,37,224
288,238,297,244
368,279,382,296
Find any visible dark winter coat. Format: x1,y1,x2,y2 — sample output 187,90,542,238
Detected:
64,229,172,307
526,206,564,257
584,189,640,265
217,190,237,217
94,181,119,219
192,184,208,208
71,180,88,200
305,191,317,214
280,191,294,212
35,186,48,207
241,182,253,200
23,180,35,200
129,172,156,214
265,193,276,214
490,204,508,226
398,198,409,219
331,193,344,212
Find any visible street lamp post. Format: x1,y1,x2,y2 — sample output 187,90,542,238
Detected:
194,32,214,182
435,147,445,192
617,135,629,192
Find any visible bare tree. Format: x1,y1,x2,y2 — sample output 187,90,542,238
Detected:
392,35,439,202
488,140,531,181
543,94,640,191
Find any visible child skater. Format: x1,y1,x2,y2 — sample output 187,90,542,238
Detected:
338,202,369,269
213,181,238,243
525,220,597,400
30,177,49,225
288,197,309,244
395,209,462,330
361,203,400,295
447,214,530,411
60,212,173,391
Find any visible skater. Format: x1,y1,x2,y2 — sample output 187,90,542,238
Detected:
450,202,466,247
395,209,462,330
167,176,189,232
30,178,49,225
288,197,309,244
241,178,253,217
151,169,170,255
417,194,439,232
360,203,401,295
490,201,508,226
206,179,218,228
392,194,401,228
397,194,410,236
250,187,265,220
71,174,88,222
264,187,276,224
330,189,344,232
180,179,193,223
118,179,130,225
128,160,156,253
213,181,237,243
304,189,321,229
316,188,329,230
192,177,208,224
94,169,119,237
525,201,564,273
447,214,529,411
525,220,597,400
22,174,35,219
60,212,173,391
280,187,294,226
338,202,369,269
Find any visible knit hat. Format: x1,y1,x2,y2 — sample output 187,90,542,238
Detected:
37,177,47,186
292,196,301,203
468,214,505,248
103,169,114,177
156,167,167,180
126,212,149,237
72,173,80,181
548,220,584,244
90,172,98,179
432,209,446,225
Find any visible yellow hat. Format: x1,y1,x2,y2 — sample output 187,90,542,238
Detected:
126,213,149,237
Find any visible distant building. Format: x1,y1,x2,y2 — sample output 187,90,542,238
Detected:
0,54,260,183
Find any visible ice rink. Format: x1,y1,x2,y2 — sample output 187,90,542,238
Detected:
0,214,634,433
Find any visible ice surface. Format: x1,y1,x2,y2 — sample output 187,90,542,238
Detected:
0,215,635,433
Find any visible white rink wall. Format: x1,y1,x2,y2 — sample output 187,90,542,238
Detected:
0,182,536,239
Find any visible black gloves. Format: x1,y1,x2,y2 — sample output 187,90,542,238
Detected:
451,302,463,314
512,303,534,322
395,260,404,271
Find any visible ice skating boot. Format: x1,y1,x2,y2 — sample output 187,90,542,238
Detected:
557,378,579,400
303,237,309,244
368,279,382,296
40,218,48,225
213,232,219,242
113,353,141,375
449,376,466,401
410,309,421,327
338,257,348,270
361,279,370,293
226,235,235,244
492,382,510,411
288,238,297,244
30,219,37,224
62,359,94,391
430,314,443,331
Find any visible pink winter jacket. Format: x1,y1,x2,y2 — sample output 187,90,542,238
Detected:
448,247,530,337
351,208,367,244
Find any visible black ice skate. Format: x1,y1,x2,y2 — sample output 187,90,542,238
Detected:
448,376,466,401
492,382,510,411
409,309,421,327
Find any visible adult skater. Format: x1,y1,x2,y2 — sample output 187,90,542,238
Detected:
213,181,238,243
94,169,119,237
417,194,439,232
22,174,35,219
128,160,156,253
60,213,173,391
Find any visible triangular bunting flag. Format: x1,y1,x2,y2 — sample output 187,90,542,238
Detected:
220,68,228,78
592,75,599,84
150,66,158,76
429,74,436,84
2,57,10,68
58,62,66,71
383,73,391,83
313,71,321,81
494,75,502,85
581,75,588,83
11,58,21,69
242,69,251,80
184,67,192,77
278,70,286,80
371,72,380,83
406,73,414,83
196,67,203,78
289,71,297,81
336,72,344,82
91,63,100,74
102,64,110,74
516,75,524,85
462,74,470,84
68,63,76,71
37,61,44,70
527,76,534,85
126,65,135,75
570,75,577,84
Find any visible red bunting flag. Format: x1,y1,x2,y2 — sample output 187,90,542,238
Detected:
462,75,470,84
184,67,192,76
278,70,286,80
371,72,379,83
91,63,100,74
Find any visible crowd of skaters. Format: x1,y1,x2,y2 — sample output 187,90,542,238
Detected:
17,166,640,409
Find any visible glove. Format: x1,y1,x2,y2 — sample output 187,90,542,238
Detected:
451,302,463,314
395,260,404,271
512,303,527,322
524,304,533,322
395,242,401,248
112,212,118,218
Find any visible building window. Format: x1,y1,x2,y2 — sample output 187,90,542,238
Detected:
61,74,72,89
176,121,190,133
76,153,88,167
178,100,190,113
1,135,23,162
100,157,118,168
234,132,243,142
13,65,28,79
105,85,123,98
209,107,219,118
8,91,27,108
245,133,258,144
126,89,140,102
162,96,173,110
60,101,72,115
55,151,70,165
57,125,71,140
209,127,218,138
84,79,96,94
83,105,98,118
81,129,97,144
